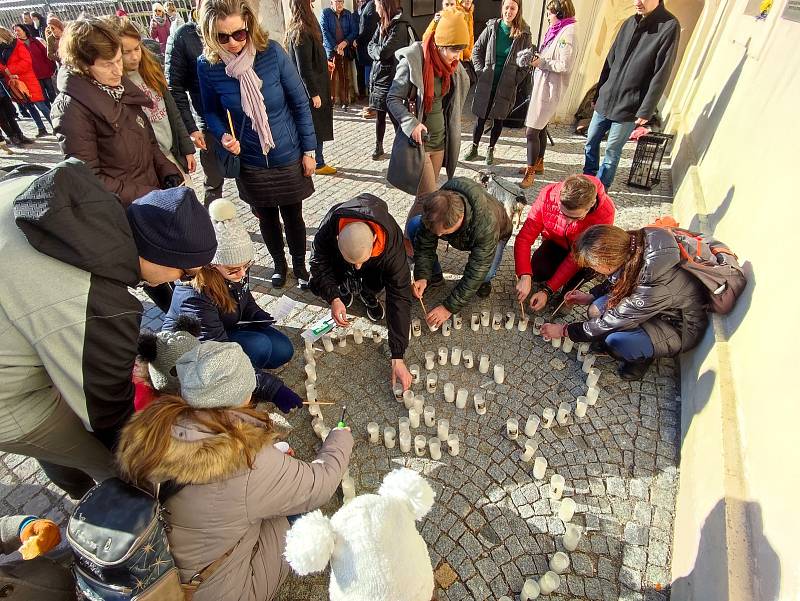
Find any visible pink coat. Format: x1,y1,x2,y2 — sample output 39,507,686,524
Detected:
524,22,577,130
150,19,171,54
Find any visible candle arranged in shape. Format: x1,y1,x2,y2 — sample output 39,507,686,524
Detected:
491,312,503,330
453,313,463,329
322,334,334,352
549,474,565,500
533,456,548,479
398,416,410,434
411,319,422,337
478,354,490,374
450,347,462,366
561,337,574,353
455,388,468,409
424,351,435,370
575,396,588,418
437,347,448,366
402,390,415,410
392,383,403,401
582,354,596,373
463,350,474,369
549,552,570,575
414,435,426,457
474,392,487,415
505,311,515,330
428,438,442,460
353,327,363,344
558,497,576,522
441,320,451,337
443,382,455,403
586,387,600,405
423,406,436,427
532,317,544,335
426,373,438,393
525,414,541,437
371,327,382,343
447,433,459,456
383,426,396,449
399,431,412,452
521,439,538,462
408,407,420,429
538,571,560,595
556,402,571,426
481,310,491,327
517,317,529,332
338,334,347,347
563,524,582,551
542,407,556,428
409,364,420,384
470,313,480,331
494,364,505,384
586,368,601,388
576,342,590,361
437,418,449,441
366,422,380,444
520,579,540,601
506,418,519,440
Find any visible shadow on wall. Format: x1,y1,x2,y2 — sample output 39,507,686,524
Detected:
664,498,781,601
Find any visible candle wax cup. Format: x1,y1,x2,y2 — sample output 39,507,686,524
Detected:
538,571,560,595
533,456,548,479
520,579,540,601
558,497,576,522
549,552,570,574
447,434,459,455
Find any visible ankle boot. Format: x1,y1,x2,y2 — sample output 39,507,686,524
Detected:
533,157,544,174
371,143,384,160
292,256,310,289
485,147,495,166
271,256,288,288
462,144,478,161
519,166,536,189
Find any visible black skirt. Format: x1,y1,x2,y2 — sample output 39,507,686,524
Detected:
236,160,314,208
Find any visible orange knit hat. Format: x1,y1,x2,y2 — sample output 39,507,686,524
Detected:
433,7,469,47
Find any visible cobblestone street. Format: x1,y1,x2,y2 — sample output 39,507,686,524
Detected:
1,104,680,601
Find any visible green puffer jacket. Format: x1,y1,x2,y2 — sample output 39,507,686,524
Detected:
414,177,512,313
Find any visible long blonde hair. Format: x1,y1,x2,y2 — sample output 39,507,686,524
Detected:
199,0,268,63
191,266,238,314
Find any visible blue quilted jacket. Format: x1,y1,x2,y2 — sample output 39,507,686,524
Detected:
319,7,357,58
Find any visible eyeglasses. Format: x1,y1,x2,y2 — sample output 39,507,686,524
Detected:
559,205,589,221
220,260,254,277
179,267,203,282
217,28,248,44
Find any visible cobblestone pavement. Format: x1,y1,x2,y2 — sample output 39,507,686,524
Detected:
1,104,679,601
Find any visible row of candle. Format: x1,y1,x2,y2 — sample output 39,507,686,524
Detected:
518,525,583,599
367,421,460,456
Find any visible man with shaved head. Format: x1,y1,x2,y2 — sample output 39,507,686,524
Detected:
309,194,413,389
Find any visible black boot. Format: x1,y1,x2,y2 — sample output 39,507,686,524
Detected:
372,143,385,160
292,256,309,290
618,358,654,381
271,256,288,288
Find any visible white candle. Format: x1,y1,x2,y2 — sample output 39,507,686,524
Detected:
561,337,574,353
384,426,396,449
441,320,451,337
304,337,314,351
372,327,382,343
563,524,582,551
402,390,415,410
311,416,325,436
549,474,565,500
582,354,596,373
392,383,404,401
453,313,463,330
586,368,601,388
520,578,540,601
437,346,448,366
426,372,438,393
322,334,334,352
307,402,322,417
470,313,481,331
576,342,590,361
411,319,422,337
533,456,548,480
409,364,420,384
542,407,556,428
366,422,380,444
506,418,519,440
399,431,411,452
549,551,570,575
558,497,576,522
353,328,363,344
478,354,490,374
428,438,442,460
471,391,484,413
443,382,455,403
398,416,410,434
338,334,347,347
305,382,317,402
551,336,562,349
408,407,420,429
424,351,435,370
341,477,356,501
586,386,600,405
447,433,459,456
303,348,316,365
481,310,491,327
493,364,505,384
505,311,515,330
463,350,474,369
575,396,588,418
521,439,538,462
428,319,439,332
437,418,449,441
423,405,436,427
455,388,468,409
450,347,462,366
524,414,541,437
517,317,529,332
414,435,426,457
556,402,571,426
538,571,560,595
532,317,544,335
491,311,503,330
413,396,425,413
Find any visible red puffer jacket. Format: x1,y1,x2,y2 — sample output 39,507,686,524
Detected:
0,41,44,102
514,175,615,291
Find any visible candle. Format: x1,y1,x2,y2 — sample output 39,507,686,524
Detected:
303,348,316,365
428,320,439,333
392,383,404,401
414,395,425,412
563,524,582,551
305,382,317,402
586,386,599,405
576,342,590,361
372,327,382,343
538,572,560,595
549,551,570,575
556,402,571,426
450,347,462,366
402,390,415,410
473,392,487,415
444,382,455,403
491,312,503,330
322,334,334,352
533,456,548,479
586,368,600,388
367,422,380,444
442,320,451,337
470,313,481,331
409,364,421,384
453,313,463,330
338,334,347,347
411,318,422,337
320,426,331,441
493,364,505,384
304,337,314,352
520,578,540,601
423,405,436,427
437,347,448,366
532,317,544,335
549,474,565,500
398,416,410,434
542,407,556,428
399,431,412,452
447,433,460,455
428,438,442,460
463,350,474,369
575,396,588,418
517,317,529,332
414,435,426,457
384,426,396,449
341,477,356,502
437,418,449,441
524,414,541,437
561,337,574,353
506,418,519,440
409,407,420,429
353,327,364,344
558,497,576,522
551,336,562,349
504,312,515,330
478,354,490,374
455,388,468,409
521,438,538,462
312,416,325,436
307,402,322,417
480,310,491,327
424,351,435,370
426,372,438,393
582,354,596,373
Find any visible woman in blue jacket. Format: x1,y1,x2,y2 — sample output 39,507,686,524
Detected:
197,0,316,289
319,0,357,109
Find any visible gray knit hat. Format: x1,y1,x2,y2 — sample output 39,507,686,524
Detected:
176,341,256,409
208,199,254,266
148,330,201,392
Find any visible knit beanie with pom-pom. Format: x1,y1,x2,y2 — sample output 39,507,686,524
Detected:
208,199,254,266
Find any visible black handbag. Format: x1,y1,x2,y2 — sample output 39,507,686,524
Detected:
215,114,247,179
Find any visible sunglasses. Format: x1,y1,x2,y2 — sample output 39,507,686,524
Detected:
218,28,248,44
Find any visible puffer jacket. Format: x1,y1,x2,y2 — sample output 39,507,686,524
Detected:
117,410,352,601
0,40,44,102
514,175,615,291
165,22,204,133
413,177,512,314
367,13,410,112
161,281,284,402
566,227,708,358
319,7,357,58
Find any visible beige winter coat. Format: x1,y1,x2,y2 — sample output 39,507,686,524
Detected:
524,22,577,130
117,411,353,601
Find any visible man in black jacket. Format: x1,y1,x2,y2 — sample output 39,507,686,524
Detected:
165,5,224,205
582,0,679,190
309,194,413,389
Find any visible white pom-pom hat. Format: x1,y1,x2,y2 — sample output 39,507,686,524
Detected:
208,199,253,267
284,468,436,601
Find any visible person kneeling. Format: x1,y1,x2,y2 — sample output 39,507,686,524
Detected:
541,225,708,380
309,193,413,390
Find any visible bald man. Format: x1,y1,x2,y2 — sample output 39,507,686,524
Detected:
309,194,413,389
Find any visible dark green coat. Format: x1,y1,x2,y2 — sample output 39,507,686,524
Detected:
413,177,512,313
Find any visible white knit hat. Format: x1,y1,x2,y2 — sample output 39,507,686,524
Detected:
208,199,254,266
176,341,256,409
285,469,436,601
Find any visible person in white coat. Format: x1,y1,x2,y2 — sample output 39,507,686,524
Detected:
518,0,577,189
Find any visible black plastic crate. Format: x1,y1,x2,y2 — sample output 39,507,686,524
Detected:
627,132,674,190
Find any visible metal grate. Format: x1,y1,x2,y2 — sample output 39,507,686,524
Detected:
783,0,800,22
627,132,674,191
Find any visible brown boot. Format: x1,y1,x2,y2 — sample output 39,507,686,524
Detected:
533,157,544,174
519,166,536,189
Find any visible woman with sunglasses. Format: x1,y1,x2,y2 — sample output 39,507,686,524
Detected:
163,198,303,414
197,0,316,289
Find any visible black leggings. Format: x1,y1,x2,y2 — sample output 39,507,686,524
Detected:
0,96,22,140
473,117,504,147
526,126,548,165
375,109,399,146
254,203,307,263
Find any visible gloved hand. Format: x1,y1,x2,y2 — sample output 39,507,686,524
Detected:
516,47,535,69
162,174,184,189
273,385,303,413
19,519,61,559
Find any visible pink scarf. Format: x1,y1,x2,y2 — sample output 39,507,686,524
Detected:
219,43,275,155
540,16,576,51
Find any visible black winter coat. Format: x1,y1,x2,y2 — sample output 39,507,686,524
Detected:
367,14,410,112
594,2,680,122
356,0,379,67
310,194,412,359
165,22,204,133
288,31,333,143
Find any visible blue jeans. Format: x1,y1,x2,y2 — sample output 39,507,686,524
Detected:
406,215,507,283
364,64,372,90
228,325,294,370
25,101,51,132
315,141,325,168
583,111,637,190
590,295,654,362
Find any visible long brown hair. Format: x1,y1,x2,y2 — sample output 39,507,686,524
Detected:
116,17,168,95
375,0,399,33
285,0,322,47
200,0,268,63
191,266,237,314
117,394,276,488
573,225,646,309
501,0,526,39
